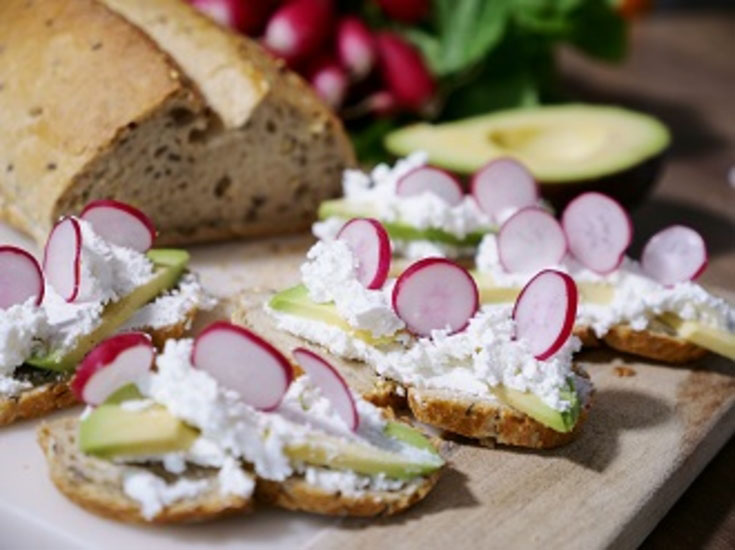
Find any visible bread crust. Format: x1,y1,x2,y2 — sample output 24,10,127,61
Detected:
0,304,199,427
602,324,708,364
38,418,253,524
234,293,590,449
256,470,441,518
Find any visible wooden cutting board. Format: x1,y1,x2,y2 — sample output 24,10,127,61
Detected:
1,231,733,549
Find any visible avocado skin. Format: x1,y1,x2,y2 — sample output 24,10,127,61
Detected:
539,151,666,211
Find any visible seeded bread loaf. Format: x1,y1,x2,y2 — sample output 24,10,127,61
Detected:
234,292,592,449
0,0,354,246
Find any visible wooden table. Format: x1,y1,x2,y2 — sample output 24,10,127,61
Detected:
559,10,734,548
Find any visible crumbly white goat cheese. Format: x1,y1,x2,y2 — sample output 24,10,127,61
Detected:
272,305,580,412
476,234,735,336
301,239,404,338
0,298,48,379
122,273,216,331
314,152,492,246
122,470,212,520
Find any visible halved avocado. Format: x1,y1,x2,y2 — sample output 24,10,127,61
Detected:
318,200,489,246
385,104,670,208
27,249,189,372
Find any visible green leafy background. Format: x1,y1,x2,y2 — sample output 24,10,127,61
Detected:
350,0,627,162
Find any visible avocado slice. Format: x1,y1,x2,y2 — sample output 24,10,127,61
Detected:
27,249,189,372
79,404,199,458
472,271,614,306
79,403,443,479
319,199,490,247
269,285,395,346
492,381,580,433
658,313,735,360
385,104,670,208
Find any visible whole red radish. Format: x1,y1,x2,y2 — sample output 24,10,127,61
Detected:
375,32,435,113
189,0,273,34
0,246,45,309
71,332,154,406
376,0,429,23
264,0,333,65
308,57,348,109
337,17,376,80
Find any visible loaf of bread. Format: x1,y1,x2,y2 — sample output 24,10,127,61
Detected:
0,0,355,245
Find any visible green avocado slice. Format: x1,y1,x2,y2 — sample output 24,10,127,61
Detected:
79,401,443,480
492,381,580,433
318,199,490,247
27,249,189,372
384,104,670,182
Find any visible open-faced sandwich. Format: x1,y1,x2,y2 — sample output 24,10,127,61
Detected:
38,323,444,523
0,200,212,425
239,218,593,449
314,153,543,261
472,191,735,364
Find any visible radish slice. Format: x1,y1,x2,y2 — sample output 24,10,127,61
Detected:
498,207,567,273
292,347,359,431
396,166,464,206
192,321,293,411
0,246,45,308
561,192,632,274
71,332,154,405
641,225,708,286
43,216,82,302
80,199,156,252
392,258,478,336
513,270,578,360
471,158,539,224
336,218,391,289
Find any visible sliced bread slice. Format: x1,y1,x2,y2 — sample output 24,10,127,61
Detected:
602,323,708,364
233,292,591,449
38,418,254,524
0,0,354,246
0,301,200,426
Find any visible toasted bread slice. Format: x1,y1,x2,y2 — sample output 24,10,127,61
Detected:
38,418,253,524
39,418,441,522
256,470,441,518
601,323,708,364
234,292,591,449
0,304,199,427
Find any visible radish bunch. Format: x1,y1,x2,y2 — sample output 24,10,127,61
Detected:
187,0,436,113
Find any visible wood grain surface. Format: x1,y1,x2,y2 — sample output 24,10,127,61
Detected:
558,10,735,548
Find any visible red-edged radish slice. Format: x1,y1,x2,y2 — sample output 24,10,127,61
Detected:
80,199,156,252
561,192,632,274
336,218,391,289
292,347,359,431
396,166,464,206
392,258,479,337
498,207,567,273
471,158,539,224
0,246,45,308
512,270,578,360
641,225,708,286
192,321,293,411
43,216,82,302
71,332,154,405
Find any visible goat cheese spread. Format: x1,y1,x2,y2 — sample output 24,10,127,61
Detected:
0,298,49,395
314,152,492,254
301,239,404,338
120,339,429,518
476,234,735,337
272,306,580,412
